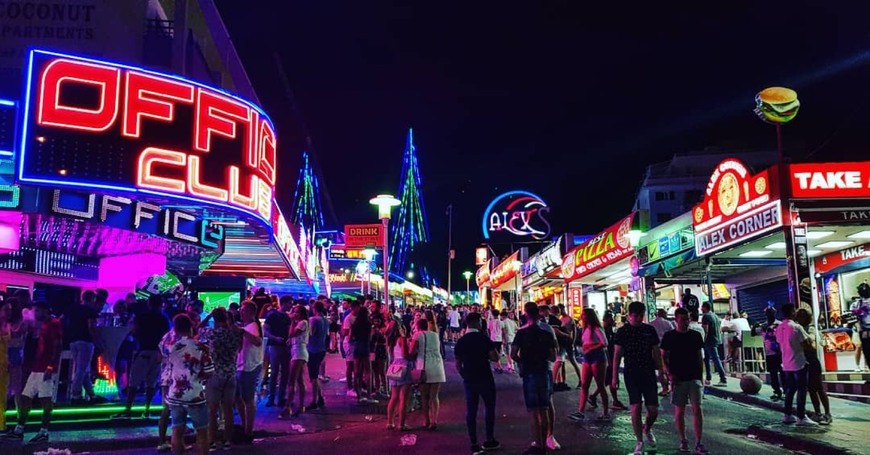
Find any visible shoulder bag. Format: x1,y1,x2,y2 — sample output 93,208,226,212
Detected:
409,332,428,383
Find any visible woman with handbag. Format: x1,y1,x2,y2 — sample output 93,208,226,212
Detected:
410,318,446,430
385,324,414,430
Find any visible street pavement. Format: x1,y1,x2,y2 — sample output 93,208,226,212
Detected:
1,342,867,455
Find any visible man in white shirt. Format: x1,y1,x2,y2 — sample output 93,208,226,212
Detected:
447,306,461,343
650,309,675,395
488,309,506,373
774,304,817,427
500,311,518,373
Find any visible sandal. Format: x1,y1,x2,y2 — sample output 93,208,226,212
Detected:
427,423,438,431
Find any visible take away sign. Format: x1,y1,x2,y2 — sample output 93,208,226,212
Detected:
344,224,384,247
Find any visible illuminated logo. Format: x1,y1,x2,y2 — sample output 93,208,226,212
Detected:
482,191,551,241
18,49,277,223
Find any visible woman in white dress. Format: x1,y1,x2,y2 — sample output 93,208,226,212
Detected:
410,318,446,430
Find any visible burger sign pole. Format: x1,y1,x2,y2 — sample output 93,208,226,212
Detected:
754,86,800,162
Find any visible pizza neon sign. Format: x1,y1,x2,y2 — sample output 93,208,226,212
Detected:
18,49,276,223
482,190,551,241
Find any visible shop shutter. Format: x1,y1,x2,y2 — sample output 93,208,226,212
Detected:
736,280,788,325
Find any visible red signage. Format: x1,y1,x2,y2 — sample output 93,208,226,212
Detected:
490,252,521,288
344,224,384,247
568,287,582,318
790,162,870,199
475,260,491,287
475,246,489,266
693,158,782,256
20,50,276,222
814,243,870,274
561,214,634,283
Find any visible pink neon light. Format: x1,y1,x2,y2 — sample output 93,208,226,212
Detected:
193,88,250,153
187,155,229,201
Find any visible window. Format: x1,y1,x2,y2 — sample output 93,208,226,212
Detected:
654,191,675,201
656,212,672,224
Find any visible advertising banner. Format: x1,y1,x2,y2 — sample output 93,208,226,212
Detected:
561,214,634,283
693,158,782,256
790,162,870,199
490,251,521,288
344,224,383,248
814,243,870,275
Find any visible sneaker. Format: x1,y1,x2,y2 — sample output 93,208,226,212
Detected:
678,439,690,452
820,414,832,425
567,412,585,422
29,430,49,443
0,429,23,441
633,441,644,455
716,379,728,386
111,410,135,419
141,410,154,419
611,401,628,411
782,414,797,424
483,439,501,450
209,442,218,452
770,394,783,401
346,389,357,398
797,416,819,427
644,427,656,448
471,444,485,455
588,396,598,409
695,443,709,454
222,441,232,451
807,412,821,423
546,435,561,451
156,442,172,452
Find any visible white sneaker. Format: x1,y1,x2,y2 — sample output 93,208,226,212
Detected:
644,428,656,448
797,416,819,427
782,414,798,424
546,435,561,451
633,441,644,455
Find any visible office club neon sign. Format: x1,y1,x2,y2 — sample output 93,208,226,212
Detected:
18,50,276,222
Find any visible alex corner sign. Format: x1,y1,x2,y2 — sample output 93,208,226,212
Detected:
344,224,383,248
561,214,634,283
693,158,782,256
790,162,870,199
18,49,277,224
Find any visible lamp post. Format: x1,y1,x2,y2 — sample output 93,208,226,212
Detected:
362,247,376,297
462,270,472,304
370,194,401,305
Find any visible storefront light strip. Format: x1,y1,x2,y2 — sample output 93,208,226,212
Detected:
3,404,161,417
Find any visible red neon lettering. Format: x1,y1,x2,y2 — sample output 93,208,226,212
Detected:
193,89,250,152
187,155,229,201
122,71,194,138
229,165,257,211
259,119,277,185
246,109,260,168
257,178,272,220
37,59,120,132
137,147,186,192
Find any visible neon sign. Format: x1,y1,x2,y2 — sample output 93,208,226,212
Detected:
18,49,277,223
482,191,551,241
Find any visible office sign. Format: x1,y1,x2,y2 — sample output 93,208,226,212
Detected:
18,49,277,223
344,224,383,248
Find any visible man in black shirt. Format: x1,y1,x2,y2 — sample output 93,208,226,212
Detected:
114,295,170,419
264,296,293,407
66,290,101,404
681,289,700,315
660,308,707,454
511,302,557,455
454,313,500,454
613,301,663,455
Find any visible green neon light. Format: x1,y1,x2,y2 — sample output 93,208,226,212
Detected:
4,404,163,418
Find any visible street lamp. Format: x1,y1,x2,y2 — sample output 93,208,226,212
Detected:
462,270,473,304
369,194,401,305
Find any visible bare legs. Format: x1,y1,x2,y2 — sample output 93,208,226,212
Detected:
284,359,307,415
386,384,411,428
419,382,442,428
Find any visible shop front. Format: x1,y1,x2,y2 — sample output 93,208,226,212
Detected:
489,249,526,310
562,214,642,319
475,259,492,308
522,236,569,309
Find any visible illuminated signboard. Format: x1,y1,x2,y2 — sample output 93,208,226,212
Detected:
561,214,634,283
475,259,491,287
482,191,551,241
475,246,489,266
814,243,870,275
637,228,694,266
18,49,277,224
490,251,521,288
344,224,384,248
46,188,224,249
790,162,870,199
535,242,562,277
329,244,372,261
692,158,782,256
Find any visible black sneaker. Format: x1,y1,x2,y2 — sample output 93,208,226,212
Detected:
471,444,485,455
483,440,501,450
111,410,135,419
29,431,49,443
0,430,23,441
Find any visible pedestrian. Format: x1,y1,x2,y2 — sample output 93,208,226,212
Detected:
612,301,663,455
340,300,359,397
700,302,727,386
755,307,784,401
488,309,505,373
850,283,870,369
511,302,557,455
660,308,708,454
385,324,414,431
165,314,214,455
307,300,329,409
200,308,241,451
447,305,461,343
280,304,310,417
556,305,582,388
682,289,700,315
156,314,181,452
411,317,446,430
351,306,376,403
795,308,831,425
590,311,627,410
455,312,500,454
65,290,102,405
235,302,264,441
500,311,518,373
370,302,390,399
263,296,292,408
535,305,562,451
569,308,610,422
540,305,569,392
650,308,674,396
1,301,61,443
775,303,818,426
114,295,170,419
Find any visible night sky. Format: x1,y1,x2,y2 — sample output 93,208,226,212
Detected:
216,1,870,287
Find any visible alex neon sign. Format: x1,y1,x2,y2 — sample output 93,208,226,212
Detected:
482,191,551,241
18,49,277,223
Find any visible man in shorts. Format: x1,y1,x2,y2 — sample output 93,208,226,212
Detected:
613,301,663,455
660,308,708,454
2,301,62,443
511,302,557,455
201,308,241,450
165,314,214,455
